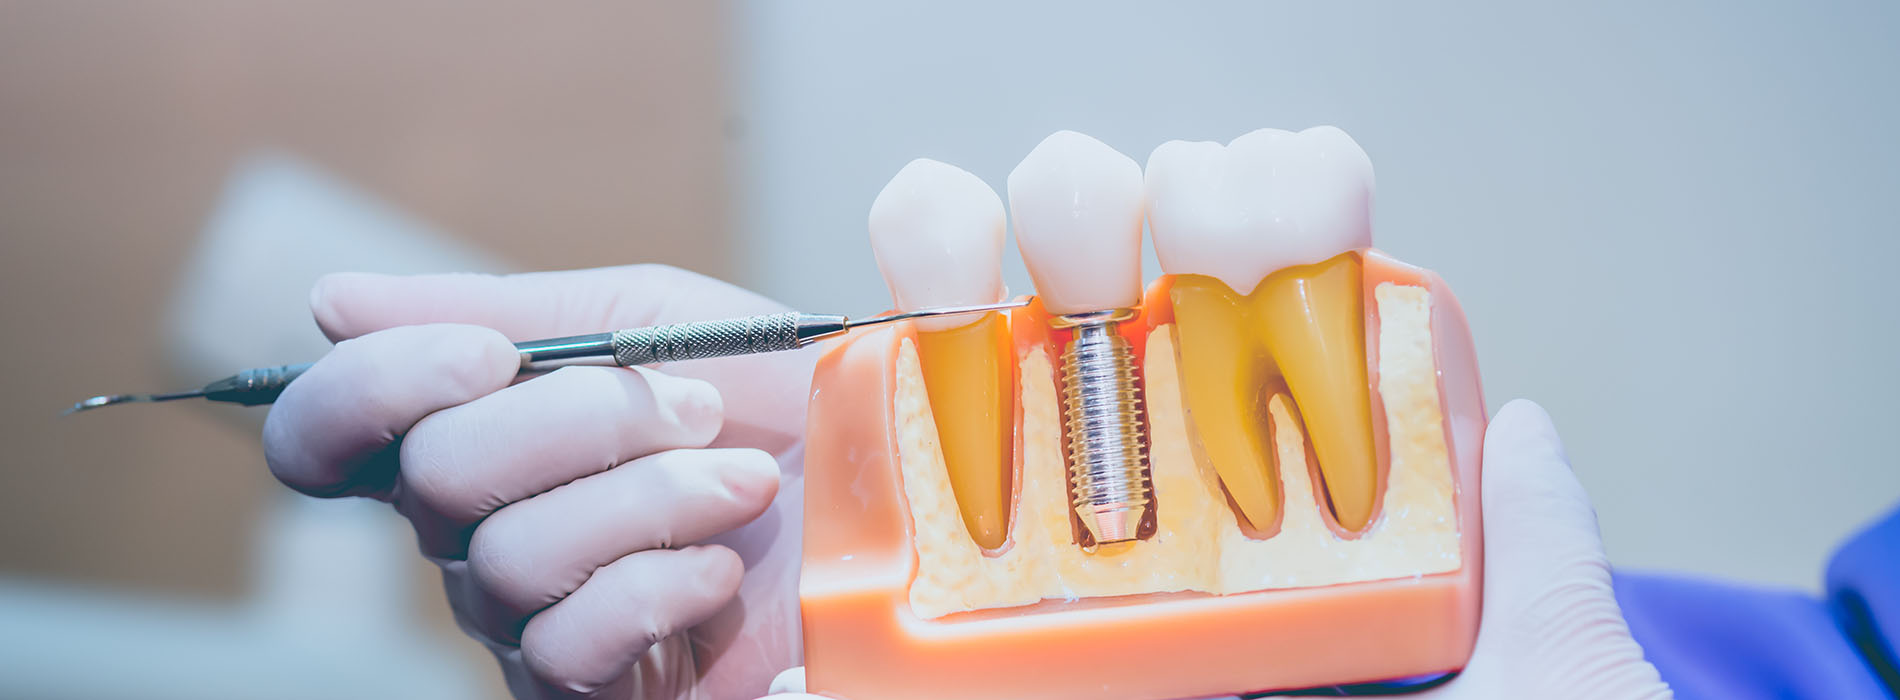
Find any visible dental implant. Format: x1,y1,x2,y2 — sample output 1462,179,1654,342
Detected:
1007,130,1153,546
1051,310,1150,544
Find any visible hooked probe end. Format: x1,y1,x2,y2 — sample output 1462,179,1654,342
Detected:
63,395,124,415
63,389,208,416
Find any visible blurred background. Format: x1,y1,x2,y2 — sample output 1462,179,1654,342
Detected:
1,1,1895,697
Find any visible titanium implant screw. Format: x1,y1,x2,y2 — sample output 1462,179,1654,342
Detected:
1053,309,1151,545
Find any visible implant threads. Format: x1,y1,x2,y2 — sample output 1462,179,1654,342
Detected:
1054,310,1151,546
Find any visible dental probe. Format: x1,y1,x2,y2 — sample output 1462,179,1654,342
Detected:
64,300,1029,415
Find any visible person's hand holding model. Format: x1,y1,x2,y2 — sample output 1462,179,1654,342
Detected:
263,265,813,699
261,262,1673,700
260,121,1687,700
1373,401,1671,698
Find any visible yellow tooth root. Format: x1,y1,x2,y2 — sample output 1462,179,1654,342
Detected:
1167,276,1282,533
1252,253,1380,532
916,312,1014,550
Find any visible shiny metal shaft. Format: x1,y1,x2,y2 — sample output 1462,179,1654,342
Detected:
1054,310,1151,546
517,312,844,371
67,300,1028,414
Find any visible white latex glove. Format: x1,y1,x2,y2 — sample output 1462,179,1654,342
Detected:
1412,399,1670,699
764,401,1672,700
263,265,810,699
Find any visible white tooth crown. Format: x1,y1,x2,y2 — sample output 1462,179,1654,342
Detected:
869,158,1008,331
1145,126,1375,295
1007,131,1146,316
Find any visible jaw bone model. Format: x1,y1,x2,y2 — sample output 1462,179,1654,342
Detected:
804,127,1486,700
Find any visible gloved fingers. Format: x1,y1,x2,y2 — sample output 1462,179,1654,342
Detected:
262,323,518,499
1450,399,1668,699
310,264,816,455
311,265,787,344
437,558,496,643
765,667,807,695
1475,399,1616,618
461,447,780,641
518,545,744,696
485,635,701,700
681,477,808,699
395,365,724,559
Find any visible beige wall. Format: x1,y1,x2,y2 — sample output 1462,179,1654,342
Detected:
0,2,729,694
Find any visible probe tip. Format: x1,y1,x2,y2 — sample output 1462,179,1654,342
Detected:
64,395,129,415
62,388,207,416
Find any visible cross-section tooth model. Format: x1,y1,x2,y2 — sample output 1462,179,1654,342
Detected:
800,127,1488,700
869,159,1015,550
1147,126,1380,534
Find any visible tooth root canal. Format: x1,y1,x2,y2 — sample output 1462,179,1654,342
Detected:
1167,275,1282,533
1251,253,1379,532
915,312,1015,550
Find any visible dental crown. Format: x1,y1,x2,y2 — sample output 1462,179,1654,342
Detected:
1146,126,1374,294
1007,130,1146,316
868,158,1009,331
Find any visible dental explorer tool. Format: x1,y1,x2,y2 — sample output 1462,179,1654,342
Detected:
64,300,1029,415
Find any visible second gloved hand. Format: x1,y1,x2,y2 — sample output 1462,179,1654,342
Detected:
262,265,813,699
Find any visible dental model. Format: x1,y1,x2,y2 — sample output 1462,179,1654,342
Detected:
801,128,1487,699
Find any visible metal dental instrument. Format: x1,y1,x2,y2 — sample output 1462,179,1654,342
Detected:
65,300,1029,415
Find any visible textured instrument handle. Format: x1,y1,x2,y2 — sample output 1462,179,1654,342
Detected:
215,363,315,405
610,312,802,366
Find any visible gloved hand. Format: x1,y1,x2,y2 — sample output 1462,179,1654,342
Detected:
262,265,811,699
1410,400,1670,699
763,400,1674,700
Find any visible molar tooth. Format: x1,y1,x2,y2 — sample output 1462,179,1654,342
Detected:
1145,126,1382,534
1148,126,1372,295
869,159,1014,549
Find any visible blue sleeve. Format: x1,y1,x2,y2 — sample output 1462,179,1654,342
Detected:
1826,504,1900,693
1616,504,1900,699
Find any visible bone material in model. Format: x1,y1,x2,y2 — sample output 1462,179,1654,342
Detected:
1009,130,1151,545
869,158,1016,550
869,159,1008,331
1145,125,1383,533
